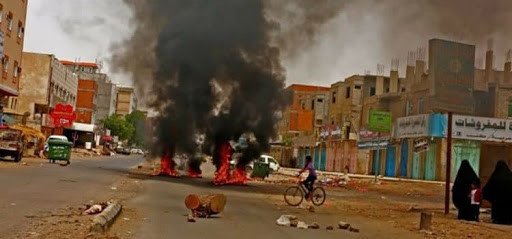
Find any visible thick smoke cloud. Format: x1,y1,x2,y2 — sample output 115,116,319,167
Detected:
111,0,292,169
271,0,512,84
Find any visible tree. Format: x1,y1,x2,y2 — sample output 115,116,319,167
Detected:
101,115,135,141
125,110,147,147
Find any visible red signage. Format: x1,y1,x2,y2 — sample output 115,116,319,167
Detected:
50,104,76,127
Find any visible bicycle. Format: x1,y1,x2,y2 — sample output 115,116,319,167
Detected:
284,178,326,206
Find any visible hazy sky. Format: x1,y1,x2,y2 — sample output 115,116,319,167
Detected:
23,1,512,88
24,0,132,85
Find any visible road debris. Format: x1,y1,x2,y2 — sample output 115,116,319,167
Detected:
349,226,360,233
83,203,108,215
187,214,196,223
326,226,334,230
338,221,350,230
297,221,308,229
185,194,226,218
276,215,297,226
308,205,315,212
308,222,320,229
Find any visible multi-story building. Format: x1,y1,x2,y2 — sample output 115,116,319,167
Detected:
75,79,97,124
61,61,117,125
4,53,78,130
115,86,136,116
278,84,330,168
0,0,28,115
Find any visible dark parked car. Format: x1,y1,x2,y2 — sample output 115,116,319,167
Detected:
0,126,24,162
115,147,124,154
122,147,131,155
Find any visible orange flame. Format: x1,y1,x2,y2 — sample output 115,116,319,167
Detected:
152,152,180,178
213,142,248,186
213,142,231,185
227,165,248,185
187,168,202,178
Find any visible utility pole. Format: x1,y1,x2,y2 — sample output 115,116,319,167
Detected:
445,112,453,215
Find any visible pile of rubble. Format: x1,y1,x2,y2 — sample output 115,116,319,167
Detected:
275,215,359,233
72,148,102,158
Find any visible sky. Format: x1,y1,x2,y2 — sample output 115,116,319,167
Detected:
24,1,512,89
23,0,133,86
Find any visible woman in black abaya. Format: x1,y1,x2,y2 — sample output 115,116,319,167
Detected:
452,160,480,221
483,160,512,224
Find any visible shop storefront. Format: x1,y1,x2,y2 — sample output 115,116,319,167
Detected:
358,127,390,176
451,115,512,184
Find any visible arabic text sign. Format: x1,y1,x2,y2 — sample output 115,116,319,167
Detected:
319,124,341,141
396,114,429,138
369,110,391,133
452,115,512,142
359,126,391,142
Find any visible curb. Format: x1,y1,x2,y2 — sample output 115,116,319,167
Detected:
90,202,122,233
278,168,446,185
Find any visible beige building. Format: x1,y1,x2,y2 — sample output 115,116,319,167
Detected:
0,0,28,101
6,53,78,128
116,86,136,116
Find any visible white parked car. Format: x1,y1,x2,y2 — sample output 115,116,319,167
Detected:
230,154,280,173
130,148,144,155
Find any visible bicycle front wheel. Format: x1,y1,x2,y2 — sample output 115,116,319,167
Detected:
284,186,304,206
311,187,326,206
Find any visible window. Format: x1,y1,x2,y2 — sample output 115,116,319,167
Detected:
311,100,315,110
6,12,13,31
17,21,23,38
406,100,412,116
301,101,305,110
346,86,351,98
508,100,512,117
2,55,9,72
317,98,323,103
354,85,362,90
331,91,336,103
418,97,425,114
0,4,3,23
12,61,18,78
370,87,376,96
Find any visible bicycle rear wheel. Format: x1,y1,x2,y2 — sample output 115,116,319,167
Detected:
284,186,304,206
311,187,326,206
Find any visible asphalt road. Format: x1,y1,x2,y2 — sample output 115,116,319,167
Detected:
127,163,421,239
0,155,143,238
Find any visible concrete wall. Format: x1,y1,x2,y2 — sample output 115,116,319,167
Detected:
494,87,512,118
0,0,28,97
49,57,78,108
10,53,50,116
116,88,133,116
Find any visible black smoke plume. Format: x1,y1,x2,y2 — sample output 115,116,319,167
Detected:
112,0,292,168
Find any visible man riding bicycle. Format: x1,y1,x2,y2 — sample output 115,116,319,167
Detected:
297,155,317,200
